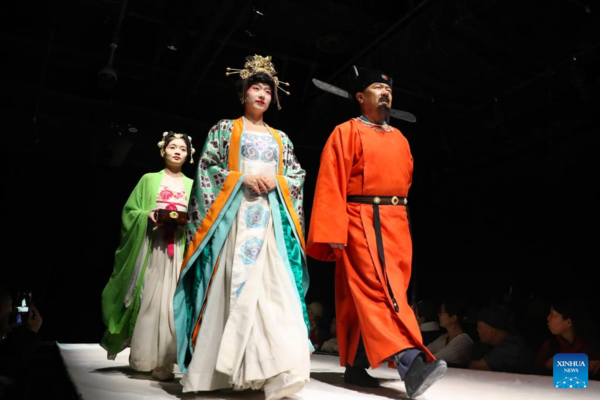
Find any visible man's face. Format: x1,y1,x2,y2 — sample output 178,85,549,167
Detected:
356,82,392,114
477,321,494,344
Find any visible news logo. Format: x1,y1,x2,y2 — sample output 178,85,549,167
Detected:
553,353,588,389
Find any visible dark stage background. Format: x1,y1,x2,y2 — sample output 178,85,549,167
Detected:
1,0,599,344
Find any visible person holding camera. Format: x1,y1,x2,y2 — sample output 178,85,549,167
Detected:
100,132,194,381
0,287,43,399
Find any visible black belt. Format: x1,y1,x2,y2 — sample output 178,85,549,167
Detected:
347,195,407,206
347,195,412,313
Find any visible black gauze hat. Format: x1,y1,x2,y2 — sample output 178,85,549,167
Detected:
352,67,393,95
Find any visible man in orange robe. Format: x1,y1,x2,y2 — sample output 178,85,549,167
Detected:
307,68,447,398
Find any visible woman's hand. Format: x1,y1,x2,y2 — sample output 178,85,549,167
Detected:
149,209,159,225
329,243,346,249
243,174,276,194
258,175,276,192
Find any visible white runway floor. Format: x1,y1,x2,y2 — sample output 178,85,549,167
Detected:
58,343,600,400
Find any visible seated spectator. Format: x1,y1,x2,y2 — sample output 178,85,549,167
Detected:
535,298,600,378
417,300,443,346
0,287,43,400
320,317,338,353
308,301,330,350
469,306,533,373
427,298,473,367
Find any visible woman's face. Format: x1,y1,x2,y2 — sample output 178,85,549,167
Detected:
438,303,455,329
547,307,572,335
244,82,272,113
164,138,188,166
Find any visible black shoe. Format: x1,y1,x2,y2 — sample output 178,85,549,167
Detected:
343,366,380,388
403,357,447,398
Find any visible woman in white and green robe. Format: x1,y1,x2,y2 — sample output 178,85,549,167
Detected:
101,133,194,381
174,61,310,400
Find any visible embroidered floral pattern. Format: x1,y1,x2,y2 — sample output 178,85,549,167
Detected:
199,153,211,171
240,238,264,265
245,204,269,228
297,205,305,230
203,192,216,207
219,120,232,132
290,184,302,201
241,132,278,164
199,175,212,189
159,188,174,200
189,209,201,223
157,185,188,210
212,172,226,187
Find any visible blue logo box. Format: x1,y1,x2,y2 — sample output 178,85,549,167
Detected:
553,353,588,389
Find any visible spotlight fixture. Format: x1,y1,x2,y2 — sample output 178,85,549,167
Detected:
99,42,118,91
98,65,118,91
244,7,264,37
115,123,138,135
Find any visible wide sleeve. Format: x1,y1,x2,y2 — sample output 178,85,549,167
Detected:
185,120,241,244
275,131,307,237
307,125,354,261
102,174,152,331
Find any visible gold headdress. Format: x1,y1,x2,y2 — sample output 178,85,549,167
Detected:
158,131,196,164
225,55,290,110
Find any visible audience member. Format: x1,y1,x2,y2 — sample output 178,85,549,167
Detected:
0,287,43,400
535,298,600,377
320,317,339,353
308,301,330,350
427,298,473,367
417,300,443,346
469,306,533,373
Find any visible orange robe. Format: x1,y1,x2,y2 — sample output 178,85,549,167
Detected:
307,117,434,368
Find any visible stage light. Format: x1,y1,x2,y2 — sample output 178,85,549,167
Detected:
245,7,264,37
98,65,117,91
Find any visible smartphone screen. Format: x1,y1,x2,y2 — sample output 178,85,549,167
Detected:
16,291,32,313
